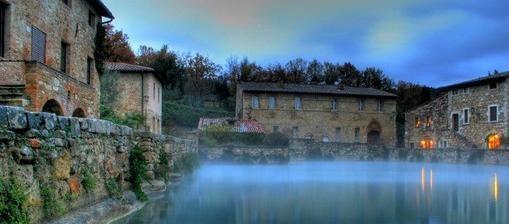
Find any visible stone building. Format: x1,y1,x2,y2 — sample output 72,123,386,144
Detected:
0,0,113,118
236,82,398,146
405,71,509,150
105,62,163,134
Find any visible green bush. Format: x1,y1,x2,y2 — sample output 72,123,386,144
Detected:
163,102,233,128
129,145,148,201
40,183,66,218
81,168,97,194
0,178,30,224
174,152,201,173
203,125,265,145
156,152,170,183
100,105,145,129
105,178,123,200
263,132,290,147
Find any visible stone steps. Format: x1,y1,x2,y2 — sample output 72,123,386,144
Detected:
0,85,28,107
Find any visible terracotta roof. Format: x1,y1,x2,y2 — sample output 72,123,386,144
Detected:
238,82,397,98
106,62,155,73
233,120,265,133
439,71,509,90
88,0,114,19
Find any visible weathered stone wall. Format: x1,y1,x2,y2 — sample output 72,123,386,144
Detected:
0,106,197,223
239,91,397,146
200,139,509,165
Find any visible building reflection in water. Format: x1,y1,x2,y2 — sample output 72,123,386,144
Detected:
491,173,499,202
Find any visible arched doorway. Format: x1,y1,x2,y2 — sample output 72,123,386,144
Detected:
72,108,86,118
420,136,434,149
42,99,63,116
367,120,382,145
487,134,501,150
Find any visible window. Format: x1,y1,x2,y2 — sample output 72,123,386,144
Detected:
410,143,415,149
463,108,470,124
0,3,6,57
86,57,93,85
331,99,337,111
489,83,498,90
377,99,384,112
354,128,360,143
414,117,420,128
439,140,448,149
153,83,155,100
425,116,432,127
335,128,341,142
62,0,71,6
251,96,259,109
294,97,302,110
88,10,96,27
292,127,299,138
451,89,458,95
31,26,46,63
489,105,498,122
358,99,365,111
268,96,276,109
158,87,160,103
273,126,279,133
420,139,433,149
60,41,69,73
487,134,501,150
452,113,459,132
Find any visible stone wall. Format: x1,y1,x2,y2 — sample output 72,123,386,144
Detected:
0,106,197,223
200,139,509,165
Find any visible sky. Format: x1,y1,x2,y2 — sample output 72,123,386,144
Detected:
102,0,509,87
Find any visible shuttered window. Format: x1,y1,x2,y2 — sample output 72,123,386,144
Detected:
0,3,6,57
31,26,46,63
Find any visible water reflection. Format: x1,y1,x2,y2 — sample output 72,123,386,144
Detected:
119,162,508,224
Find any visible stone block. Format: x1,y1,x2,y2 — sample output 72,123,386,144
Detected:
25,129,41,138
69,118,81,137
50,138,67,147
54,152,72,180
0,130,15,141
29,138,42,149
26,112,43,129
11,145,35,164
0,106,8,129
54,130,67,139
57,116,70,130
68,177,82,194
41,112,57,130
79,118,89,131
6,107,27,130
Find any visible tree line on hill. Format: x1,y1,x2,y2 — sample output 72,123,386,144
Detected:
96,24,438,140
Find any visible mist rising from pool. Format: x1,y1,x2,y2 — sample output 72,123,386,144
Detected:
119,161,508,224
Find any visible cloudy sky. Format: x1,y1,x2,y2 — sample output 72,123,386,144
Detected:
102,0,509,87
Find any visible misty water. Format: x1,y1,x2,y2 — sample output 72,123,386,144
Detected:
118,161,508,224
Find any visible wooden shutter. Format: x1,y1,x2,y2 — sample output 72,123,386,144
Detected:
31,26,46,63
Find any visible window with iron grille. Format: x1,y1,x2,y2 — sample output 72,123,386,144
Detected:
0,3,5,57
60,41,69,73
87,57,93,85
31,26,46,63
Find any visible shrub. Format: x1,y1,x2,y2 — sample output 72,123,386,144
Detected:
105,178,123,200
81,168,97,194
263,132,290,147
156,152,170,183
100,105,145,129
129,145,148,201
174,152,201,173
40,183,66,218
203,125,265,145
0,178,30,224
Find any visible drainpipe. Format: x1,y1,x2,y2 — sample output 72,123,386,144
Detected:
141,73,145,131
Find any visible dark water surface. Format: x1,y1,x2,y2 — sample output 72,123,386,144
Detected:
118,161,508,224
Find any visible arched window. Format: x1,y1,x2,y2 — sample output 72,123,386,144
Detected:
420,137,434,150
42,99,63,116
72,108,86,118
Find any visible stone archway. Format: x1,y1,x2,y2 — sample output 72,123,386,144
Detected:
72,108,86,118
367,120,382,145
486,133,502,150
42,99,63,116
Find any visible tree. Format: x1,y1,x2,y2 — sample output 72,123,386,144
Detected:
285,58,307,84
307,59,324,84
137,45,185,89
339,62,362,87
184,53,221,100
104,24,136,63
94,24,107,75
324,62,341,84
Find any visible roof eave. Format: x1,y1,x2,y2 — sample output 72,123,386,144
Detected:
89,0,114,19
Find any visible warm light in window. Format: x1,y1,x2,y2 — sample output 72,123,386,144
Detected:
491,173,499,201
420,140,433,149
488,134,501,150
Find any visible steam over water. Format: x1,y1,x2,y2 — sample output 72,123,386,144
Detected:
119,161,508,224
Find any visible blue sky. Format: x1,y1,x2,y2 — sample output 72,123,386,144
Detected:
102,0,509,87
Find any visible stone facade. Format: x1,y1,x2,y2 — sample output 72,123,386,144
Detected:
236,82,398,146
0,0,113,118
0,105,197,222
105,62,163,134
406,72,509,150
